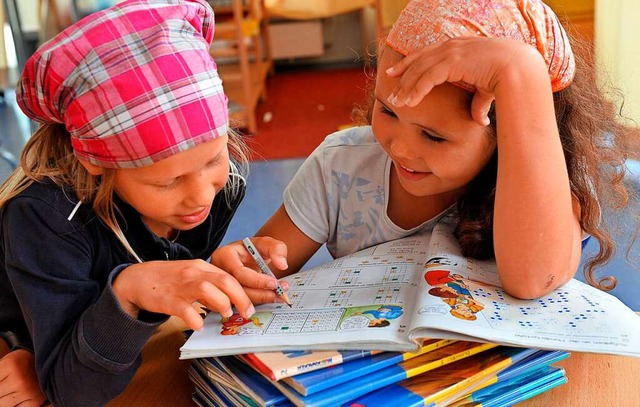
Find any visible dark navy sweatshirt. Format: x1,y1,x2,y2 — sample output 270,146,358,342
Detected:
0,178,244,406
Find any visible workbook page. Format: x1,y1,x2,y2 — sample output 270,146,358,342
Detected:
181,234,432,358
408,223,640,357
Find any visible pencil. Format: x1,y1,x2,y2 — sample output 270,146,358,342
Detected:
242,238,292,307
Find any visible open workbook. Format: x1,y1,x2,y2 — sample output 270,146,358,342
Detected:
180,221,640,359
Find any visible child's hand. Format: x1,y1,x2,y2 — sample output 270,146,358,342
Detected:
211,237,290,304
112,259,258,331
385,37,548,126
0,350,48,407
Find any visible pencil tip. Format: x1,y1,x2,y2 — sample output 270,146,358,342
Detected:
281,292,293,308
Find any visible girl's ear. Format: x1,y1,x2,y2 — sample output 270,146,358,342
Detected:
78,158,105,176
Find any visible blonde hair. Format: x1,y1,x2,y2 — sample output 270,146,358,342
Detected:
0,123,249,262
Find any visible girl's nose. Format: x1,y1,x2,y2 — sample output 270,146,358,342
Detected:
389,134,420,160
183,174,218,208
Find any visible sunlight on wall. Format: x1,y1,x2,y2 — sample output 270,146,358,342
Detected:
595,0,640,126
0,7,6,68
3,23,16,69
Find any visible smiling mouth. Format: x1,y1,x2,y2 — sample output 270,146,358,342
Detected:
395,162,433,181
400,164,417,173
399,163,431,174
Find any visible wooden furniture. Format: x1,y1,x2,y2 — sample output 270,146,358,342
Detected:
372,0,593,42
374,0,408,39
546,0,594,44
264,0,374,63
107,316,640,406
209,0,272,134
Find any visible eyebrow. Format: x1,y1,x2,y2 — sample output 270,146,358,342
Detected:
375,96,453,140
151,149,225,183
208,150,225,166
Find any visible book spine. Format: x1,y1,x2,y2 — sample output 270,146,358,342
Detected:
243,354,277,380
406,343,498,378
483,373,567,407
345,385,425,407
288,353,405,396
404,339,458,360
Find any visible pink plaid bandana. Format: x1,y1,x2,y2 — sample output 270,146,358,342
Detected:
17,0,228,168
386,0,575,92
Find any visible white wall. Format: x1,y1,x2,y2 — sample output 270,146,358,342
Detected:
595,0,640,125
1,6,6,69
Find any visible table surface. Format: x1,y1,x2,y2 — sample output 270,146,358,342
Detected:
107,317,640,406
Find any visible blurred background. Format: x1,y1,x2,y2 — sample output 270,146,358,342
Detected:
1,0,638,309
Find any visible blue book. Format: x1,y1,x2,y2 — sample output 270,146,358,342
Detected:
343,347,538,407
281,340,462,396
495,349,569,382
270,342,498,407
430,350,569,407
483,373,568,407
345,349,569,407
449,366,566,407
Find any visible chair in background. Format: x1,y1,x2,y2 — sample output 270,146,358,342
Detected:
209,0,272,133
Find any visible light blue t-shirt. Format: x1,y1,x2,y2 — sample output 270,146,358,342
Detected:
283,126,453,259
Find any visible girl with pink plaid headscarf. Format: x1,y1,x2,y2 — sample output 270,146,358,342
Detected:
217,0,635,313
0,0,288,405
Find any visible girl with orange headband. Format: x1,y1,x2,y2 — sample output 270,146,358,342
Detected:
0,0,287,405
217,0,634,301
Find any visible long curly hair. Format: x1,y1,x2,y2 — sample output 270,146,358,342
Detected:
354,33,637,291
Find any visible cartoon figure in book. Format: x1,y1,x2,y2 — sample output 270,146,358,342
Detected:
221,314,263,336
425,270,484,321
424,256,459,269
357,305,404,328
447,297,484,321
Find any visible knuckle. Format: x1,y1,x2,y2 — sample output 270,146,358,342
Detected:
155,297,174,315
192,258,209,269
261,292,276,304
206,297,232,314
179,265,199,279
177,302,195,318
195,280,212,294
213,272,237,288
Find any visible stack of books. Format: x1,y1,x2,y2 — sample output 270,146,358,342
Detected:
179,220,640,405
187,341,570,406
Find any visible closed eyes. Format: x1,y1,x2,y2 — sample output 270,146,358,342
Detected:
378,104,446,143
155,154,224,189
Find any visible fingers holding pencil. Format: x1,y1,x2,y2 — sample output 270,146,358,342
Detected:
211,237,292,306
242,238,293,308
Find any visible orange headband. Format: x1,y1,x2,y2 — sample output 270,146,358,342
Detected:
386,0,575,92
